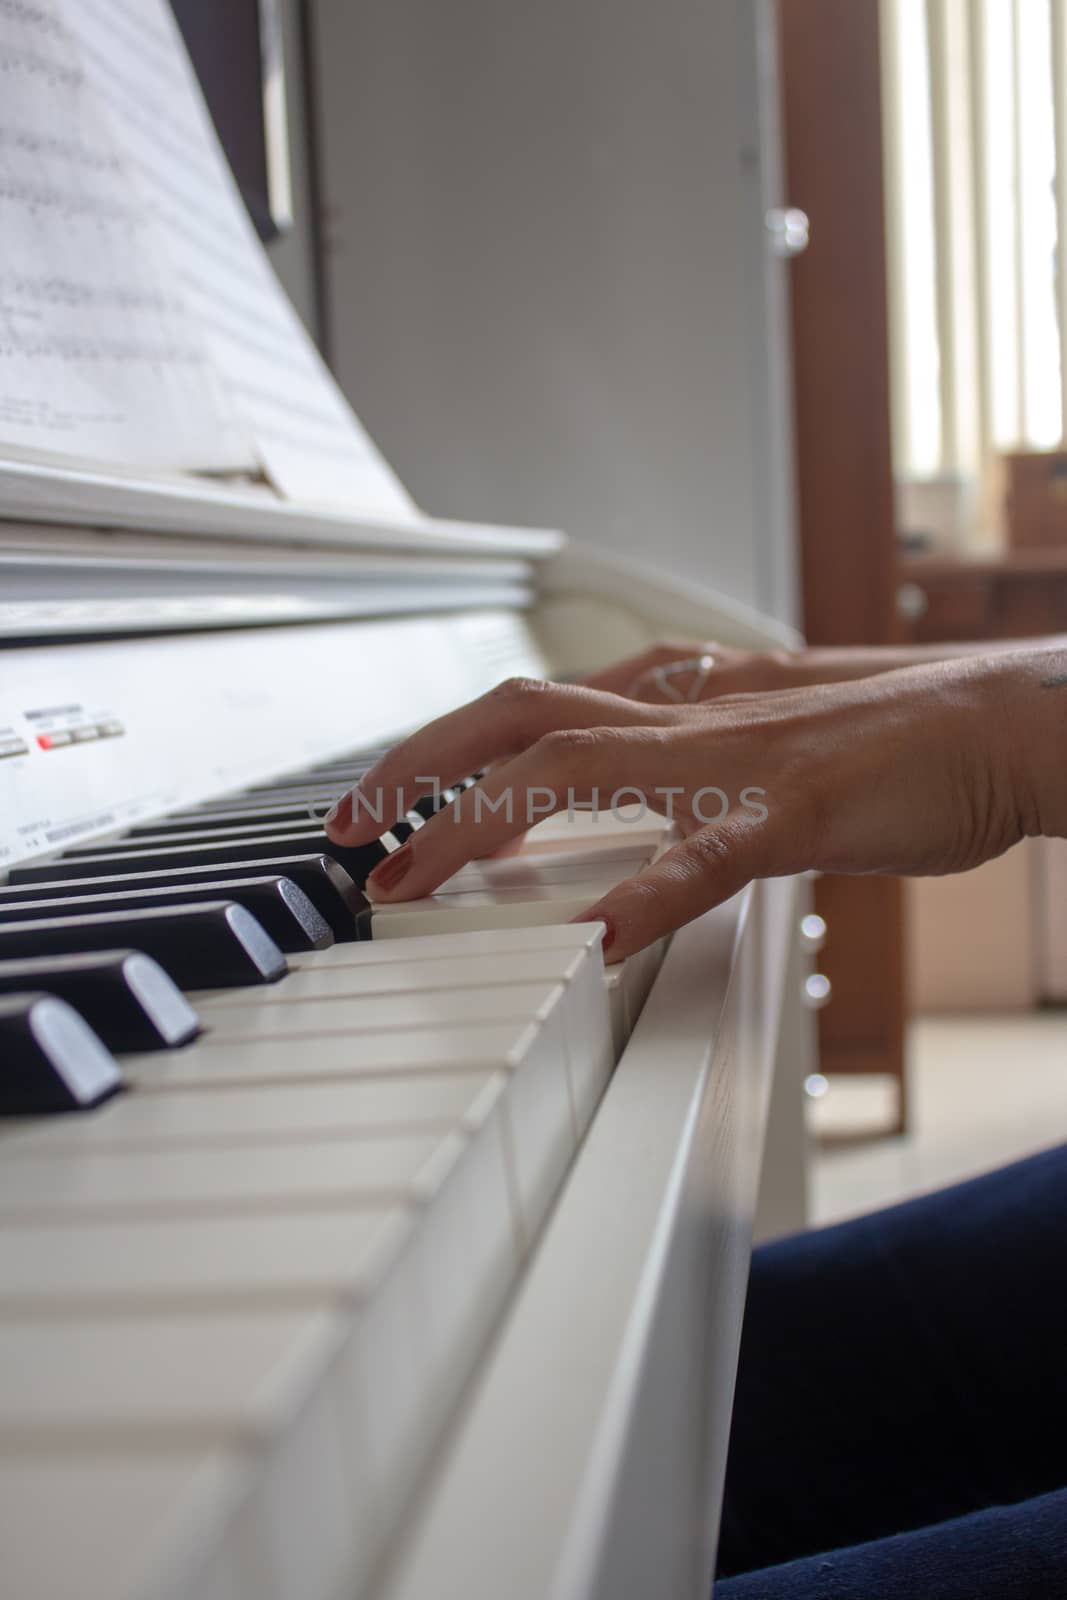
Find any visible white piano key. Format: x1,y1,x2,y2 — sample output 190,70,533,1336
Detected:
604,965,628,1055
0,1361,363,1600
208,946,614,1130
0,1158,514,1587
0,1206,415,1313
551,946,615,1126
1,1066,507,1143
520,805,671,847
0,1310,341,1439
120,1036,571,1237
603,937,668,1053
0,1311,369,1590
0,1450,254,1600
438,848,649,893
0,1131,473,1221
5,1020,567,1243
286,920,607,969
625,937,668,1023
371,878,620,937
190,949,578,1005
193,979,569,1039
184,985,580,1196
139,1030,535,1096
465,842,656,875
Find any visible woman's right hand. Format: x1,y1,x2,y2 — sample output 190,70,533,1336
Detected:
323,649,1056,961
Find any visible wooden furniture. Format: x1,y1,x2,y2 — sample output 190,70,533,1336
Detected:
898,549,1067,640
1003,451,1067,552
779,0,909,1131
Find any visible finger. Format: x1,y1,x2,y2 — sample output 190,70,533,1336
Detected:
325,678,670,844
363,725,671,902
582,642,702,696
573,812,778,963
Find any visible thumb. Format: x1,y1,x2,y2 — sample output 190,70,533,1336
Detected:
575,814,775,962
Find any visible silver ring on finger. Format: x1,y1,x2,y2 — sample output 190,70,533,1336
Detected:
650,653,716,703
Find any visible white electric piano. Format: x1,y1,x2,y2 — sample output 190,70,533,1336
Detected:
0,454,814,1600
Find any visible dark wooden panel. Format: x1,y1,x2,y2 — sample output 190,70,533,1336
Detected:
779,0,900,649
815,875,907,1128
906,576,993,640
899,561,1067,642
779,0,906,1120
993,579,1067,636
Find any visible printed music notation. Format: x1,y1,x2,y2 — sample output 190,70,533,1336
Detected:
0,0,250,467
69,0,415,513
0,0,417,515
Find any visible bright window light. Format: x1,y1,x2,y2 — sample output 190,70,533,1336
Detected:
891,0,943,473
980,0,1022,448
1016,0,1062,445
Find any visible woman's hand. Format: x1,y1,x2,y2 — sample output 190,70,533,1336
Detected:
324,650,1058,962
582,640,789,702
583,635,1067,704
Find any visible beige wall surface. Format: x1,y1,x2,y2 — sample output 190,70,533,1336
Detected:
906,843,1038,1013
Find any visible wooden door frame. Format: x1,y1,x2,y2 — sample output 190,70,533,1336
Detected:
778,0,907,1126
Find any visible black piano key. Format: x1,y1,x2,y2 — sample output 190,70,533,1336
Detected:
62,818,325,854
410,786,464,822
244,774,370,798
221,773,361,791
126,803,333,834
246,759,384,792
8,832,388,886
0,903,286,988
0,992,124,1114
410,793,443,822
0,876,333,955
0,855,371,941
0,952,199,1052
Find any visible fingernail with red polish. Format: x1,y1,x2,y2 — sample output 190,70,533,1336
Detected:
600,920,616,955
366,842,413,899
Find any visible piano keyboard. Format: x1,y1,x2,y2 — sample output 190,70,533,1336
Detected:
0,747,673,1600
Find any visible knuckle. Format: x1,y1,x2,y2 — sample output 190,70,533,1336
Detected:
536,726,602,766
493,675,546,705
627,874,674,921
678,828,735,879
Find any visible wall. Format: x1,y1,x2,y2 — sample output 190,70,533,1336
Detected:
264,0,322,340
307,0,797,622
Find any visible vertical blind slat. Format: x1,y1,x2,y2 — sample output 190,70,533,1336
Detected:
927,0,959,467
1011,0,1028,440
881,0,918,476
927,0,983,472
966,0,995,462
1050,0,1067,441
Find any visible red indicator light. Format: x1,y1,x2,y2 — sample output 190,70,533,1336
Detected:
36,735,54,751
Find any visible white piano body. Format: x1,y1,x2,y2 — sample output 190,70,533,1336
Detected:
0,455,814,1600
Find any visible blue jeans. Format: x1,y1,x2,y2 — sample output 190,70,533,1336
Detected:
715,1143,1067,1597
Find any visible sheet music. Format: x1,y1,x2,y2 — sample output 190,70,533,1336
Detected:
0,0,250,471
62,0,417,517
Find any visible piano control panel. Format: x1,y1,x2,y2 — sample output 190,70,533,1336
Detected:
0,611,543,871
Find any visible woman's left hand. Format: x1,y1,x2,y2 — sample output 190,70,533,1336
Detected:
582,639,785,702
